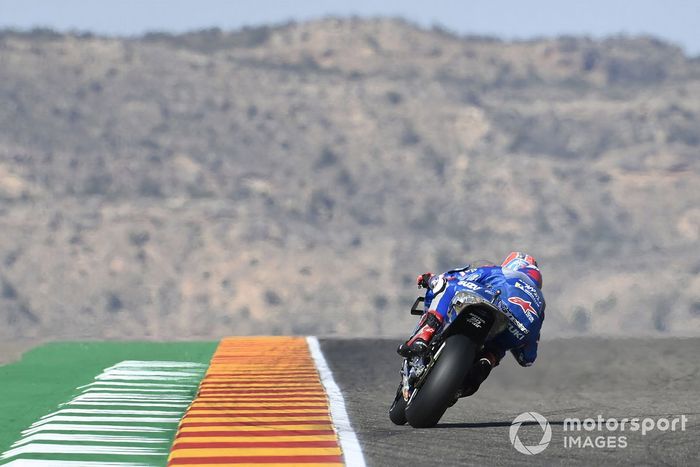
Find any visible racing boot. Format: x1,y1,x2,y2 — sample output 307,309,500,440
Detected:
458,351,498,398
397,310,443,357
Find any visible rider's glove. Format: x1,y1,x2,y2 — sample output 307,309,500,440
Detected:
416,272,434,289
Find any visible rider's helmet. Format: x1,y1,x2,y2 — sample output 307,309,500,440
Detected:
502,251,542,289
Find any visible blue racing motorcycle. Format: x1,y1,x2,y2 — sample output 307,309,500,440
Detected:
389,279,510,428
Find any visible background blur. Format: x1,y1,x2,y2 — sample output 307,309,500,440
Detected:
1,1,699,340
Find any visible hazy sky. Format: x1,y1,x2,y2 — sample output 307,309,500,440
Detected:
1,0,698,55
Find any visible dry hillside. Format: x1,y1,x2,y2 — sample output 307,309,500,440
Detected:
1,19,699,339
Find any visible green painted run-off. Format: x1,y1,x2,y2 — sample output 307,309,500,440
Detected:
0,341,217,465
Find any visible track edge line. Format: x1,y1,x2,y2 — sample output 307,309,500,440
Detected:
306,336,366,467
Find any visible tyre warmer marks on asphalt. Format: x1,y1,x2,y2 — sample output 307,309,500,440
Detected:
0,361,207,466
168,336,366,466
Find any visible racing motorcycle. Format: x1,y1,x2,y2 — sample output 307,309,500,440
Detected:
389,279,510,428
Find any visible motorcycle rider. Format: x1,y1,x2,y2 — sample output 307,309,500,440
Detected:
397,252,545,398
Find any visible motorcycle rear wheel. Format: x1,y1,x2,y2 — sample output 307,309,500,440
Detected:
405,334,476,428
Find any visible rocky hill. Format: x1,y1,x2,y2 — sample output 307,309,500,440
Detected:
1,18,699,340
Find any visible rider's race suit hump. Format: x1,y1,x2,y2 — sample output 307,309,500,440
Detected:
425,265,545,367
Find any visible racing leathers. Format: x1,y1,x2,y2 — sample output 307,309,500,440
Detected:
400,264,545,397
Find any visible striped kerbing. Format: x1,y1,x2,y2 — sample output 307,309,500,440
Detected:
168,336,364,466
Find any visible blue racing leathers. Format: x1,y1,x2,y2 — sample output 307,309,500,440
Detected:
423,265,545,366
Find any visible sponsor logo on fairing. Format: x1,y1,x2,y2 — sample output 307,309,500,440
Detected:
508,296,538,321
458,280,482,291
514,280,542,307
508,323,525,339
499,303,530,334
428,275,446,293
465,314,486,328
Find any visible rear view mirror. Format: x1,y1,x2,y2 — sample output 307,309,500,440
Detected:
410,296,425,315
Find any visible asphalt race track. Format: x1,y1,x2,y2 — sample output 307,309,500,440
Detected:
320,337,700,466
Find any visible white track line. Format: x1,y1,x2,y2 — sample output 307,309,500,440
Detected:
40,408,183,418
21,424,169,436
13,433,169,447
62,402,188,408
29,415,181,427
4,461,153,467
106,361,207,367
306,336,366,467
77,382,197,389
1,444,166,458
81,387,192,393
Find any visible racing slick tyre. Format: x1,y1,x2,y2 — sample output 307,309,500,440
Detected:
405,334,476,428
389,383,408,425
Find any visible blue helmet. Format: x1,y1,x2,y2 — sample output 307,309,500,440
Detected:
502,251,542,289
